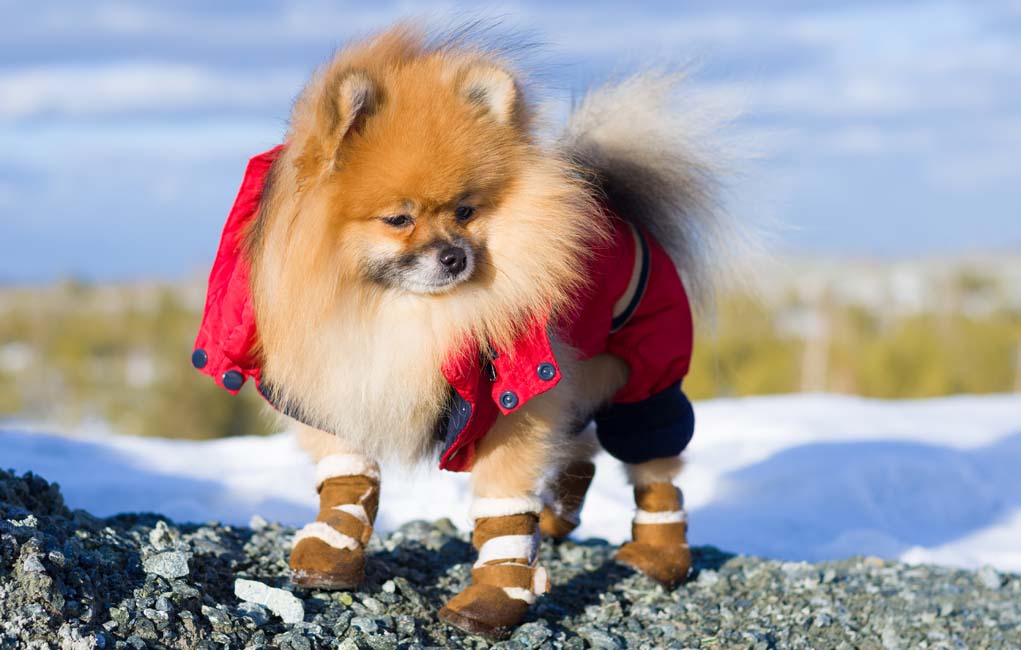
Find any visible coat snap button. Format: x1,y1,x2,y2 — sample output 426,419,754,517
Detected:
222,370,244,391
191,349,208,369
499,391,519,409
537,362,556,381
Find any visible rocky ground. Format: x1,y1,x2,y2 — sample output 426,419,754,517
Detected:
1,469,1019,650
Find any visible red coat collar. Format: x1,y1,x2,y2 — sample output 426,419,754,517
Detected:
438,318,561,471
192,146,561,472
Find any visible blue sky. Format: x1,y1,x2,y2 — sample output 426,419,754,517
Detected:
2,1,1020,282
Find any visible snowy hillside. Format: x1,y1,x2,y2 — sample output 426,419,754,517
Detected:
2,394,1020,572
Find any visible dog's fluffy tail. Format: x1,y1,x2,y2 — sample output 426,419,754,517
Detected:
561,70,755,312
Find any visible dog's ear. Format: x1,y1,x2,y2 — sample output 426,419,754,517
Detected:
458,64,520,125
292,69,379,183
331,70,378,151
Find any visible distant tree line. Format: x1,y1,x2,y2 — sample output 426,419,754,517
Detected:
0,276,1018,439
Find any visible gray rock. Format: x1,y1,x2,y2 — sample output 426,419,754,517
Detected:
977,565,1002,589
201,603,232,628
361,596,385,615
234,578,305,624
512,620,553,646
697,568,721,587
22,554,46,573
142,551,190,579
249,514,269,530
579,626,622,649
1,468,1020,650
237,601,270,626
147,521,178,551
350,616,379,633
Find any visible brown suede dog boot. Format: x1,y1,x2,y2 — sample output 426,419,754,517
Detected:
290,453,380,590
539,460,596,540
614,482,691,588
439,496,549,639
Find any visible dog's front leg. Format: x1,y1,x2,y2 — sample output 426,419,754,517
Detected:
438,395,566,639
289,423,380,590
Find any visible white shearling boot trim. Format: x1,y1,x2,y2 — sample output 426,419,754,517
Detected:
469,495,542,522
315,453,380,488
502,587,537,604
500,564,548,603
332,503,370,526
634,509,688,525
473,533,539,568
292,522,360,551
532,565,550,594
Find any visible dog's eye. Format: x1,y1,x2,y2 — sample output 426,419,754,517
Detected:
382,214,413,228
454,206,476,223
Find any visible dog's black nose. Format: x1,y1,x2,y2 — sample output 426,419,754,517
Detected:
438,246,467,275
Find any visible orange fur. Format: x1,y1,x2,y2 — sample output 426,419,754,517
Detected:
246,27,606,465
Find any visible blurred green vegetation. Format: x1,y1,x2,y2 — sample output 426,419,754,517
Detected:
0,280,270,439
0,271,1018,439
685,292,1021,400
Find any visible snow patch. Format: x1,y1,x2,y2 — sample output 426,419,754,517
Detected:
2,393,1020,572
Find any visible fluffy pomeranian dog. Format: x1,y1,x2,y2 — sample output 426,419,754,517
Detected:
193,24,740,638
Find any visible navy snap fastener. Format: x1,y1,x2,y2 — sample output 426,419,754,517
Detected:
499,391,519,409
537,362,556,381
222,370,244,391
191,348,208,369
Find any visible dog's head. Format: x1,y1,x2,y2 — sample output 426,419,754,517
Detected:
279,33,536,296
249,28,602,352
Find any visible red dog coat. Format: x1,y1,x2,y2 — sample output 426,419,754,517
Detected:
193,147,695,471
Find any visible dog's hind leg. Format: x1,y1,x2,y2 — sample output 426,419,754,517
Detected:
289,422,380,590
589,379,695,588
540,353,629,539
616,455,691,588
538,429,598,539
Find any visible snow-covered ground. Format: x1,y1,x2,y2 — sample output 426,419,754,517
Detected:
2,394,1020,572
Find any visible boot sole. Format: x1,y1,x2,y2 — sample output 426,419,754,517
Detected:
291,570,363,591
614,551,688,590
438,606,513,641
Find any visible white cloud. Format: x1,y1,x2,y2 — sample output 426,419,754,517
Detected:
7,3,1017,125
15,1,425,46
0,63,302,119
0,119,284,168
818,126,934,156
923,118,1021,191
2,0,1019,274
926,149,1021,191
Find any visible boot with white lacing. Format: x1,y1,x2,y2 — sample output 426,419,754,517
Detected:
289,453,380,589
438,496,549,639
614,482,691,588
